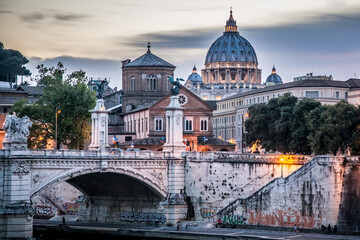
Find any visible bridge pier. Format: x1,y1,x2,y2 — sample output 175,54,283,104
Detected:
162,158,187,224
0,151,33,239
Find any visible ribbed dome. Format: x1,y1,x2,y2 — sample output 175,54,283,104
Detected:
266,66,282,84
205,10,258,65
187,65,202,83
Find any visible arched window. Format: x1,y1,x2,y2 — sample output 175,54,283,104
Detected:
154,118,163,131
130,76,135,90
184,117,193,131
200,118,208,131
147,75,157,91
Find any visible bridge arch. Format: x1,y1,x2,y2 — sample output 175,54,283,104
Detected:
30,167,167,199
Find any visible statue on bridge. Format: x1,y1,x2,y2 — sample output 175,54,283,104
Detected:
2,113,33,150
167,76,184,96
93,79,109,99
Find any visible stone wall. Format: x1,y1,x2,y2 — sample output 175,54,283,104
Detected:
79,195,164,223
184,152,309,221
337,159,360,231
214,156,357,230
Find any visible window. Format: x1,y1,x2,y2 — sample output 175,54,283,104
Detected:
306,91,319,98
335,91,340,99
147,75,157,91
133,120,136,132
145,118,148,131
154,118,163,131
267,96,269,101
345,92,348,99
141,119,144,133
130,76,135,90
200,118,208,131
138,120,140,133
203,96,208,100
184,117,193,131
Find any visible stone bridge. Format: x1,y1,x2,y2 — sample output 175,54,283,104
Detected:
2,149,360,239
0,149,186,238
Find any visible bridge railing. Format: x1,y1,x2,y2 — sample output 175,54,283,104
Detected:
1,149,170,159
184,151,313,164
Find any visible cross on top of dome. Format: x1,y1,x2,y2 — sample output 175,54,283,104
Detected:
225,8,238,33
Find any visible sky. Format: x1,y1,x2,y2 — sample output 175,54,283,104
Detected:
1,0,360,88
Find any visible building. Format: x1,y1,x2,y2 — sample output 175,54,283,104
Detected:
293,72,333,82
121,43,176,114
213,78,360,151
186,9,262,101
265,66,283,86
120,87,234,151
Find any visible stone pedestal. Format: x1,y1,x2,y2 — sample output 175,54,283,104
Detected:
162,96,186,158
0,114,33,239
88,99,110,151
162,96,187,224
0,161,33,239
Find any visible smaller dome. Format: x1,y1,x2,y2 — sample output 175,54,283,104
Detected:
266,66,282,85
187,65,203,83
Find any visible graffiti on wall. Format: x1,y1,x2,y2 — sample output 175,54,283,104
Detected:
220,215,247,225
63,202,79,215
34,205,54,216
200,208,216,219
247,208,321,228
120,211,166,223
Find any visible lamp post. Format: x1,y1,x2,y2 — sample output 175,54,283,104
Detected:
243,112,249,153
280,157,284,178
55,105,61,150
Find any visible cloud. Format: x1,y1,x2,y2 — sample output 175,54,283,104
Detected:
115,27,221,50
243,12,360,55
54,13,90,21
19,11,90,23
0,10,12,14
20,12,45,22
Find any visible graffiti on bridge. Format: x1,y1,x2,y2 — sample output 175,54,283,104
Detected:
247,208,320,228
220,215,247,225
34,205,54,216
63,202,79,215
200,208,216,219
120,211,166,223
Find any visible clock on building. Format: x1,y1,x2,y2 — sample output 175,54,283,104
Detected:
178,94,188,106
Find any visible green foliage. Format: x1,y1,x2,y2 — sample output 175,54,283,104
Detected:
12,62,96,149
290,98,321,154
245,93,298,153
246,95,360,155
0,42,31,87
307,101,360,155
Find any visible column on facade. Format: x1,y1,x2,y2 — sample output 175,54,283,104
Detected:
226,69,230,84
236,69,241,84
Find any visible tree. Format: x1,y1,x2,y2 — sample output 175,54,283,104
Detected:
290,98,321,154
12,62,96,149
307,101,360,155
245,93,297,153
0,42,31,87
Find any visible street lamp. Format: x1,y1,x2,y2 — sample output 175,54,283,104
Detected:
280,157,284,178
55,104,61,150
243,112,249,153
